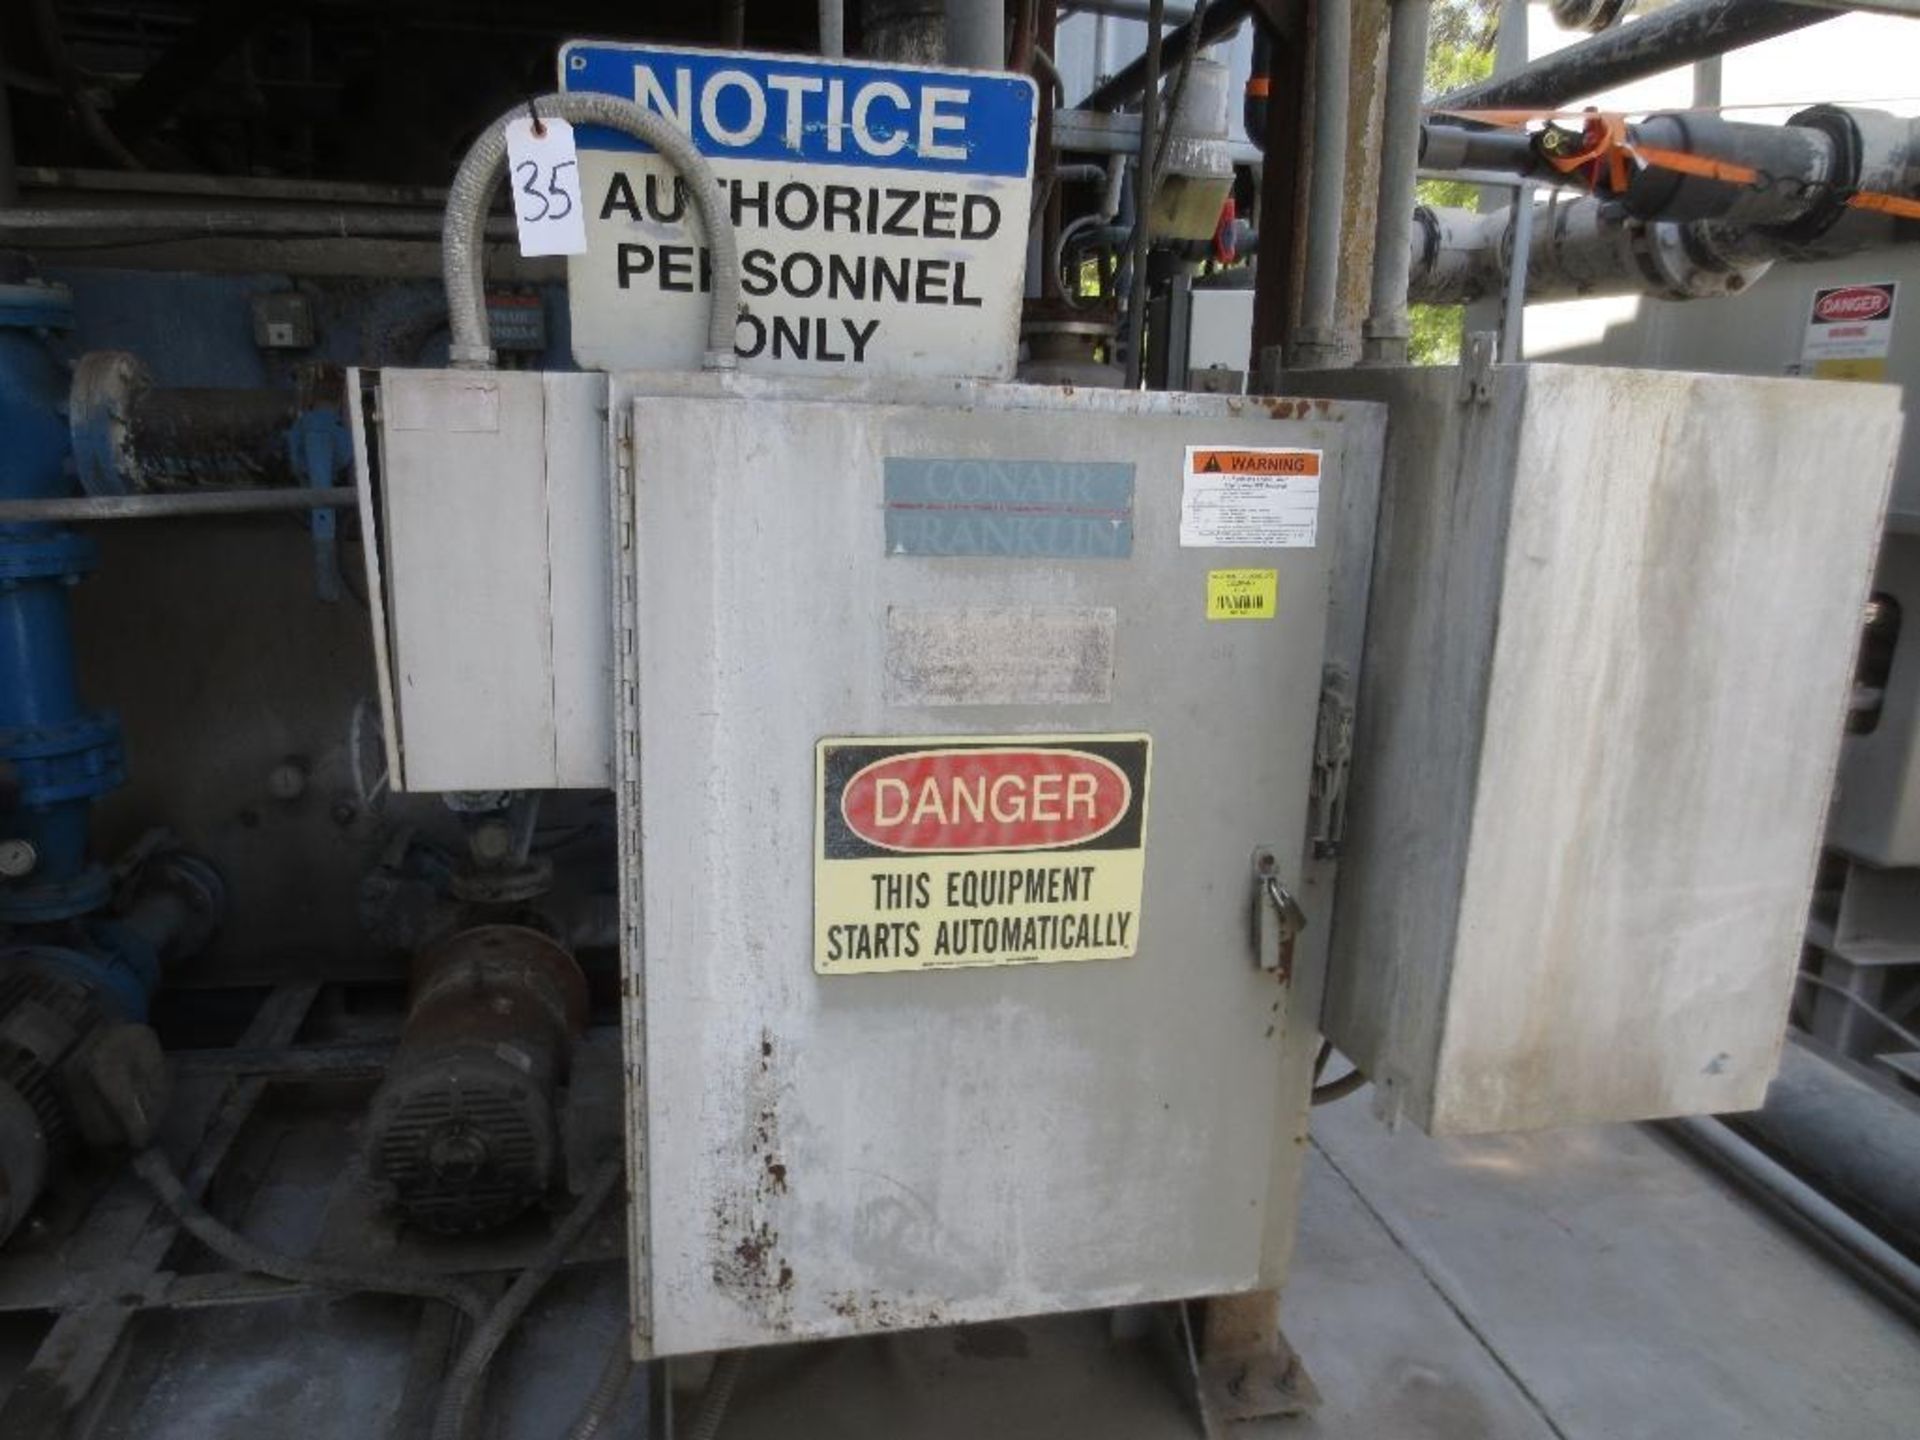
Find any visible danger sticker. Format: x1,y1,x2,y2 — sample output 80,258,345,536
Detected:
815,735,1150,974
1800,281,1897,382
1181,446,1321,548
1206,568,1277,620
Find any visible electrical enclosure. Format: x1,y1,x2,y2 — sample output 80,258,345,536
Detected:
1295,363,1902,1135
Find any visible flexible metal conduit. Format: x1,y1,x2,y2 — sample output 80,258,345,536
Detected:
1363,0,1430,365
442,93,741,370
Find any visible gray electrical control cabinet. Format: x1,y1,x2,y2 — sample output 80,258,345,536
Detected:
606,374,1384,1355
355,369,1387,1356
1289,361,1903,1137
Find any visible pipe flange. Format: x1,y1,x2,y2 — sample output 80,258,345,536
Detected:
0,711,126,806
0,282,74,332
0,866,113,926
0,529,98,585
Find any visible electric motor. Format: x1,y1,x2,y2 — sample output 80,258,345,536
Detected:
0,950,166,1245
364,924,586,1235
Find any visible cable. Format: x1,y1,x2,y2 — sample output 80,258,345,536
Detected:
1313,1066,1368,1106
685,1351,746,1440
563,1322,637,1440
431,1155,626,1440
1311,1037,1367,1105
131,1147,490,1320
1147,0,1214,203
1794,971,1920,1053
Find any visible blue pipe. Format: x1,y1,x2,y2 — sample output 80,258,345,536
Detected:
0,282,123,923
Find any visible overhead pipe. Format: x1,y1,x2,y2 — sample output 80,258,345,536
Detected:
1289,0,1350,368
1362,0,1432,365
1411,105,1920,306
1436,0,1830,112
1407,196,1772,306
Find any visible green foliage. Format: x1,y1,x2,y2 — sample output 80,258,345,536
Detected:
1410,0,1501,366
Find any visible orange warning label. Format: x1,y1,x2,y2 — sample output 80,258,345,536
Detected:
1190,450,1321,477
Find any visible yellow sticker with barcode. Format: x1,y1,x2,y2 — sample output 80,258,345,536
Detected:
1206,569,1277,620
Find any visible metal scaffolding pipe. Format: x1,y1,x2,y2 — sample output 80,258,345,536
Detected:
820,0,847,55
1436,0,1829,112
1291,0,1350,368
1363,0,1432,365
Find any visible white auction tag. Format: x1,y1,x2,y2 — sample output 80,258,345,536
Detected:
504,115,588,257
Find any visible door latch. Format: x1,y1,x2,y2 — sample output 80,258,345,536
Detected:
1252,847,1307,982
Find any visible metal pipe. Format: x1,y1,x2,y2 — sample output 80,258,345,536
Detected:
1658,1116,1920,1330
820,0,847,55
0,488,356,523
441,93,740,371
1499,183,1532,362
1084,0,1249,111
1409,197,1774,305
1362,0,1431,365
946,0,1006,68
1123,0,1164,389
1436,0,1829,112
1420,122,1545,177
1290,0,1350,368
0,206,513,239
1725,1041,1920,1258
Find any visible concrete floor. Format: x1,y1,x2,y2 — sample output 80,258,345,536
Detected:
48,1088,1920,1438
715,1094,1920,1440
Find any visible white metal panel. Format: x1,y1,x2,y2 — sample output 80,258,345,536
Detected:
1311,363,1902,1135
379,370,556,790
614,378,1384,1355
369,369,612,792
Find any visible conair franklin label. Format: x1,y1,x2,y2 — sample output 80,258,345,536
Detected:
814,735,1150,974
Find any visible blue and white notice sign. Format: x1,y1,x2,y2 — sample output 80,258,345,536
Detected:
560,43,1038,377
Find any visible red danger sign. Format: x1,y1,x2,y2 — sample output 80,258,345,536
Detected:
815,734,1151,973
1813,285,1894,324
840,746,1132,853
